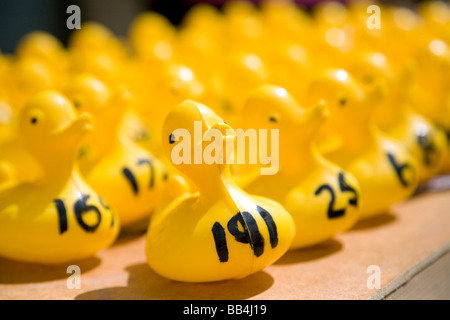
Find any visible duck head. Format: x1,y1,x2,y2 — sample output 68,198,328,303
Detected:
242,84,328,172
305,69,379,128
16,31,68,72
162,100,234,184
18,90,93,165
64,74,130,133
9,57,56,109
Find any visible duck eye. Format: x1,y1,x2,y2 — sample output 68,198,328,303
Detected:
339,97,347,106
30,117,38,124
364,73,375,84
169,133,176,144
73,100,81,109
269,116,278,123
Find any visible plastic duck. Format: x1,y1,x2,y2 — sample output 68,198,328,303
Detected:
15,31,68,75
305,69,418,219
7,57,57,110
238,85,361,248
146,100,295,282
128,11,176,65
219,53,269,127
68,22,126,88
127,62,209,157
0,90,119,264
0,98,41,185
64,75,168,230
349,52,448,183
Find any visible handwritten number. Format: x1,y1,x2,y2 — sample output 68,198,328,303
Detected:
256,206,278,248
387,153,412,187
417,133,437,167
137,158,155,188
122,168,139,195
55,194,111,234
74,194,102,233
211,222,228,263
315,184,346,219
54,199,68,235
227,212,264,257
338,172,358,206
212,206,279,262
98,196,115,227
123,158,157,194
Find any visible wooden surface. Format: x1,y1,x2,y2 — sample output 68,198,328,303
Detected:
1,186,450,300
385,251,450,300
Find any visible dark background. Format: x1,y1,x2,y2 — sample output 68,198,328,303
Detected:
0,0,428,54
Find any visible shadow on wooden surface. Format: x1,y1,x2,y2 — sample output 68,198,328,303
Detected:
274,239,343,265
0,256,101,284
75,263,274,300
349,212,397,232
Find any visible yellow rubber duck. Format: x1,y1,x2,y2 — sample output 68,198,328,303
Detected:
305,69,418,220
15,30,69,75
238,85,361,248
0,90,119,264
146,100,295,282
0,99,42,185
349,52,448,183
64,75,168,231
7,57,57,110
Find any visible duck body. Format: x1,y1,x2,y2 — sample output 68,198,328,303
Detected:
0,169,118,264
147,179,293,282
381,110,448,182
146,99,294,282
0,90,119,264
80,136,168,229
325,125,418,219
306,69,418,220
238,85,360,248
65,75,168,230
244,156,360,248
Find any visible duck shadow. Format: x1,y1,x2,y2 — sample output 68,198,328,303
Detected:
274,239,343,265
0,256,101,284
349,212,397,231
75,263,274,300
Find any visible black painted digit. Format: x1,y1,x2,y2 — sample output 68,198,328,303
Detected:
74,194,102,233
387,153,413,187
256,206,278,249
137,158,155,188
122,167,139,195
54,199,68,234
98,196,115,228
315,184,346,219
212,222,229,263
417,133,437,167
338,172,358,206
227,212,265,257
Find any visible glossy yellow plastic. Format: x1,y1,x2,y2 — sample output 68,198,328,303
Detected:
146,100,295,282
349,52,448,182
0,90,119,264
64,75,168,230
306,69,418,219
15,31,68,75
238,85,361,248
7,57,57,109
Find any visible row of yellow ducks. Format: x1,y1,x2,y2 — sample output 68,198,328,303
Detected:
0,0,449,282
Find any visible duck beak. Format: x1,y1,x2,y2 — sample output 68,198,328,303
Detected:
295,100,329,138
204,122,235,164
56,112,94,142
